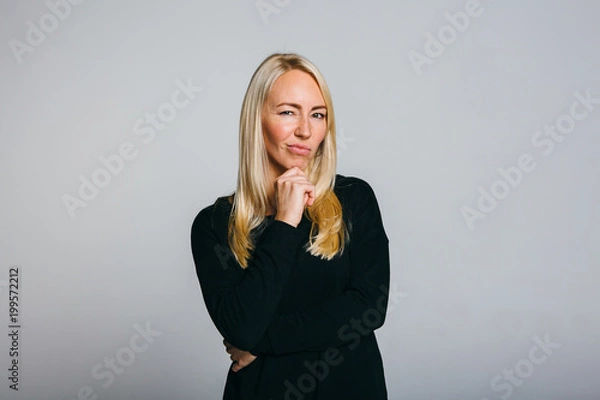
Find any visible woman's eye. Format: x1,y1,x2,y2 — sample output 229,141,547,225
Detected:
280,110,293,115
313,113,326,119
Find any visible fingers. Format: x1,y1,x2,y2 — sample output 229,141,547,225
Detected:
276,167,312,188
274,167,316,227
223,339,248,372
232,362,242,373
305,184,316,206
229,349,258,373
223,339,233,353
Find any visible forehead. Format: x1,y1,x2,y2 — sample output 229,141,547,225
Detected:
267,69,324,103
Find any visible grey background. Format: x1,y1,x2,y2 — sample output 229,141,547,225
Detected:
1,0,599,399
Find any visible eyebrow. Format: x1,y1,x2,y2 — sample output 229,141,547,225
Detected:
275,102,327,111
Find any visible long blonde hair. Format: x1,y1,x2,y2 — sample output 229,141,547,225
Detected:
228,53,348,268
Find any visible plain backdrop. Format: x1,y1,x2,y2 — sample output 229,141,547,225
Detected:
1,1,599,399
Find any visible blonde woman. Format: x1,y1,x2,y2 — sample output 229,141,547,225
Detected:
191,53,390,399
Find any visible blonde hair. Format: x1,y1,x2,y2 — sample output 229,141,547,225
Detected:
228,53,348,268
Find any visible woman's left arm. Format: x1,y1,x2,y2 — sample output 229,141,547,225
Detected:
249,179,391,356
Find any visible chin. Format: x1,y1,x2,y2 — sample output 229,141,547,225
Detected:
291,163,308,171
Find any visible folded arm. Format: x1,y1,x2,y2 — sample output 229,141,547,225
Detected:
191,207,306,351
250,180,391,356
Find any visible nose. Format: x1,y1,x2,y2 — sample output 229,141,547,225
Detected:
295,114,311,138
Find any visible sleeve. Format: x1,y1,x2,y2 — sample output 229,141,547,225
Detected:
190,209,307,352
249,179,390,356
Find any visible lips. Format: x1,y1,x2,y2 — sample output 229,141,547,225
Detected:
287,144,311,155
289,144,310,150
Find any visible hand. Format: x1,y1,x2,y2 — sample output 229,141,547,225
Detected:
274,167,316,228
223,339,257,373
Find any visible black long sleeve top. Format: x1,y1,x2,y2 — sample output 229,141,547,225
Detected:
191,174,390,400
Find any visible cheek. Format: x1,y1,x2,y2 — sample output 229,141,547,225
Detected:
264,121,291,144
315,123,328,142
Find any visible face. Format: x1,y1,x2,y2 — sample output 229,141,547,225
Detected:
262,69,327,179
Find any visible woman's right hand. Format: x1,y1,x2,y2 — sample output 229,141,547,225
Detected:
274,167,316,228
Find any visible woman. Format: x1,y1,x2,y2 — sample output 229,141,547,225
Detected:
190,53,390,399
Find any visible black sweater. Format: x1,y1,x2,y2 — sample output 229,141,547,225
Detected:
191,174,390,400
